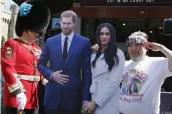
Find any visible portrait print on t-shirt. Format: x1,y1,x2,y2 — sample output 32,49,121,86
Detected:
120,69,148,103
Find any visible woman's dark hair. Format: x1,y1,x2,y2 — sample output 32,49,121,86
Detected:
129,83,139,94
92,23,119,71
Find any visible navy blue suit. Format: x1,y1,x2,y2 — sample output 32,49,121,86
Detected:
38,33,92,114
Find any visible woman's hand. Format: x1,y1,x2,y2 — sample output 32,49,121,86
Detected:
82,101,97,114
91,44,99,52
143,42,163,52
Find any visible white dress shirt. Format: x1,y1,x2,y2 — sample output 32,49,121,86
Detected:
61,32,74,52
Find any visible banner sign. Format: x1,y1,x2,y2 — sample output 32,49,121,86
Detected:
81,0,172,6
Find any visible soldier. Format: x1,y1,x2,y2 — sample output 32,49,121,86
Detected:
1,1,50,114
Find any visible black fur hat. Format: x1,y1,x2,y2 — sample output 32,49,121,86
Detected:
15,0,51,37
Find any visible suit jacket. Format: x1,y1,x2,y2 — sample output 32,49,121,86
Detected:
38,33,92,110
90,49,125,114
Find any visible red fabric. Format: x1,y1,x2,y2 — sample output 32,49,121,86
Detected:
1,39,42,109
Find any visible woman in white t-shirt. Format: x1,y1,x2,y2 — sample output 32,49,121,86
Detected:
119,31,172,114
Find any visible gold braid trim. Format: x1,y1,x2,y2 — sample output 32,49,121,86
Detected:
8,73,26,93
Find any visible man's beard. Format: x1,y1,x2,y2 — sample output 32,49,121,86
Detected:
63,29,73,36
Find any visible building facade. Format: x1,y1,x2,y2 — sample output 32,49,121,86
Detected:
72,0,172,55
0,0,18,49
71,0,172,93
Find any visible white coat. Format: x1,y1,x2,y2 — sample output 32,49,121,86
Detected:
90,49,125,114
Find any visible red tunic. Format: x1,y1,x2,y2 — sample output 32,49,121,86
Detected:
1,38,43,109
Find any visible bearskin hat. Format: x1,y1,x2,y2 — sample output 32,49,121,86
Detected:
15,0,51,37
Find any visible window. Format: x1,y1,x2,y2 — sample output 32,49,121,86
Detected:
1,36,5,49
